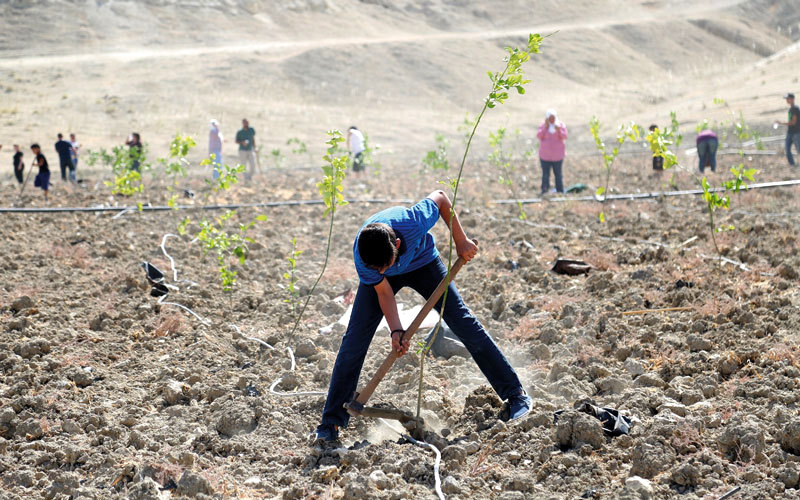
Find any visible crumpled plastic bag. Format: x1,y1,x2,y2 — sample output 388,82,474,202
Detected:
141,261,169,297
554,400,632,437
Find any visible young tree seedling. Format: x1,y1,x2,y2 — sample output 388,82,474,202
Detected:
648,108,758,267
589,117,641,222
271,148,286,169
88,144,150,208
417,33,546,420
421,133,452,172
193,210,267,303
200,157,246,195
157,133,196,208
488,126,528,219
288,130,349,338
283,236,303,322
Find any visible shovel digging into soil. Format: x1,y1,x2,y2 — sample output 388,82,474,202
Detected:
344,256,467,439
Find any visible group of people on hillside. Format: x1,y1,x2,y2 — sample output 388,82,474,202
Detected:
7,94,797,201
207,118,366,179
541,93,800,194
2,133,82,200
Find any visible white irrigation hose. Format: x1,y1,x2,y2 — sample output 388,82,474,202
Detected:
378,418,445,500
157,295,210,325
268,377,325,397
263,342,325,397
230,324,275,350
161,234,180,281
160,233,198,286
112,208,133,219
699,254,750,272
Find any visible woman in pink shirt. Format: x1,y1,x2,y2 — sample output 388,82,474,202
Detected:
537,109,568,194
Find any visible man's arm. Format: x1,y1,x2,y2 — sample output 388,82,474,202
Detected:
374,278,410,355
426,190,478,262
779,110,798,127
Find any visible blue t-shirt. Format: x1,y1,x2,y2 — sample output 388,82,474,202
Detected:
354,198,440,285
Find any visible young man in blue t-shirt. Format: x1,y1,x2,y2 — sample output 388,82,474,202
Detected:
313,190,531,443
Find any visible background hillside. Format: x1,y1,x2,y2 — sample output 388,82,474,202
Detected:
1,0,799,163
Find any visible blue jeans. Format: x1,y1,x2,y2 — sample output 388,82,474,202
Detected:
697,137,718,173
318,257,523,430
786,133,800,166
210,149,222,179
540,159,564,194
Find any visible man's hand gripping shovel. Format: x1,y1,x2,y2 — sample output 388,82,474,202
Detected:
344,247,473,438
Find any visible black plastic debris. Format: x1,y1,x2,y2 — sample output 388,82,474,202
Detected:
244,385,260,397
141,262,169,297
184,189,195,198
552,258,591,276
675,279,694,289
159,478,178,491
554,400,632,437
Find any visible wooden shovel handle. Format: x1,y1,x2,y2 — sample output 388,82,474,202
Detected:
353,256,466,407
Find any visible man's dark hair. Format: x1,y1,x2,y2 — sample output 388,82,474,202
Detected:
57,133,63,139
31,143,40,150
358,223,397,270
649,124,658,132
132,133,140,142
349,125,358,131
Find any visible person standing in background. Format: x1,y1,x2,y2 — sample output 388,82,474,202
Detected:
209,119,223,179
54,133,75,182
13,144,24,184
125,133,143,171
31,143,50,200
696,129,719,173
69,133,81,181
536,109,568,194
776,93,800,166
347,126,366,176
235,118,257,181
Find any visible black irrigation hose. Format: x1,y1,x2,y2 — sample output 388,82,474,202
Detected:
0,198,415,214
492,179,800,205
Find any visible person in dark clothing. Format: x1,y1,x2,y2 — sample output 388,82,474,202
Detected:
54,133,75,182
31,143,50,200
697,129,719,173
13,144,24,184
777,93,800,166
649,124,664,171
125,133,143,172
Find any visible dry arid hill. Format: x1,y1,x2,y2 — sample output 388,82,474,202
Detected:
1,0,799,161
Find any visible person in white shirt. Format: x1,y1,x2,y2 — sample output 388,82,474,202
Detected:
346,126,366,176
209,119,223,179
69,133,81,181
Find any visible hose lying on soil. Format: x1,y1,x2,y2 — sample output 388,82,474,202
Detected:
231,324,275,351
156,295,209,325
149,233,207,324
267,345,325,398
378,418,445,500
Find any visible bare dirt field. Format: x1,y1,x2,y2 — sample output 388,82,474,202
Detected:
3,1,800,499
